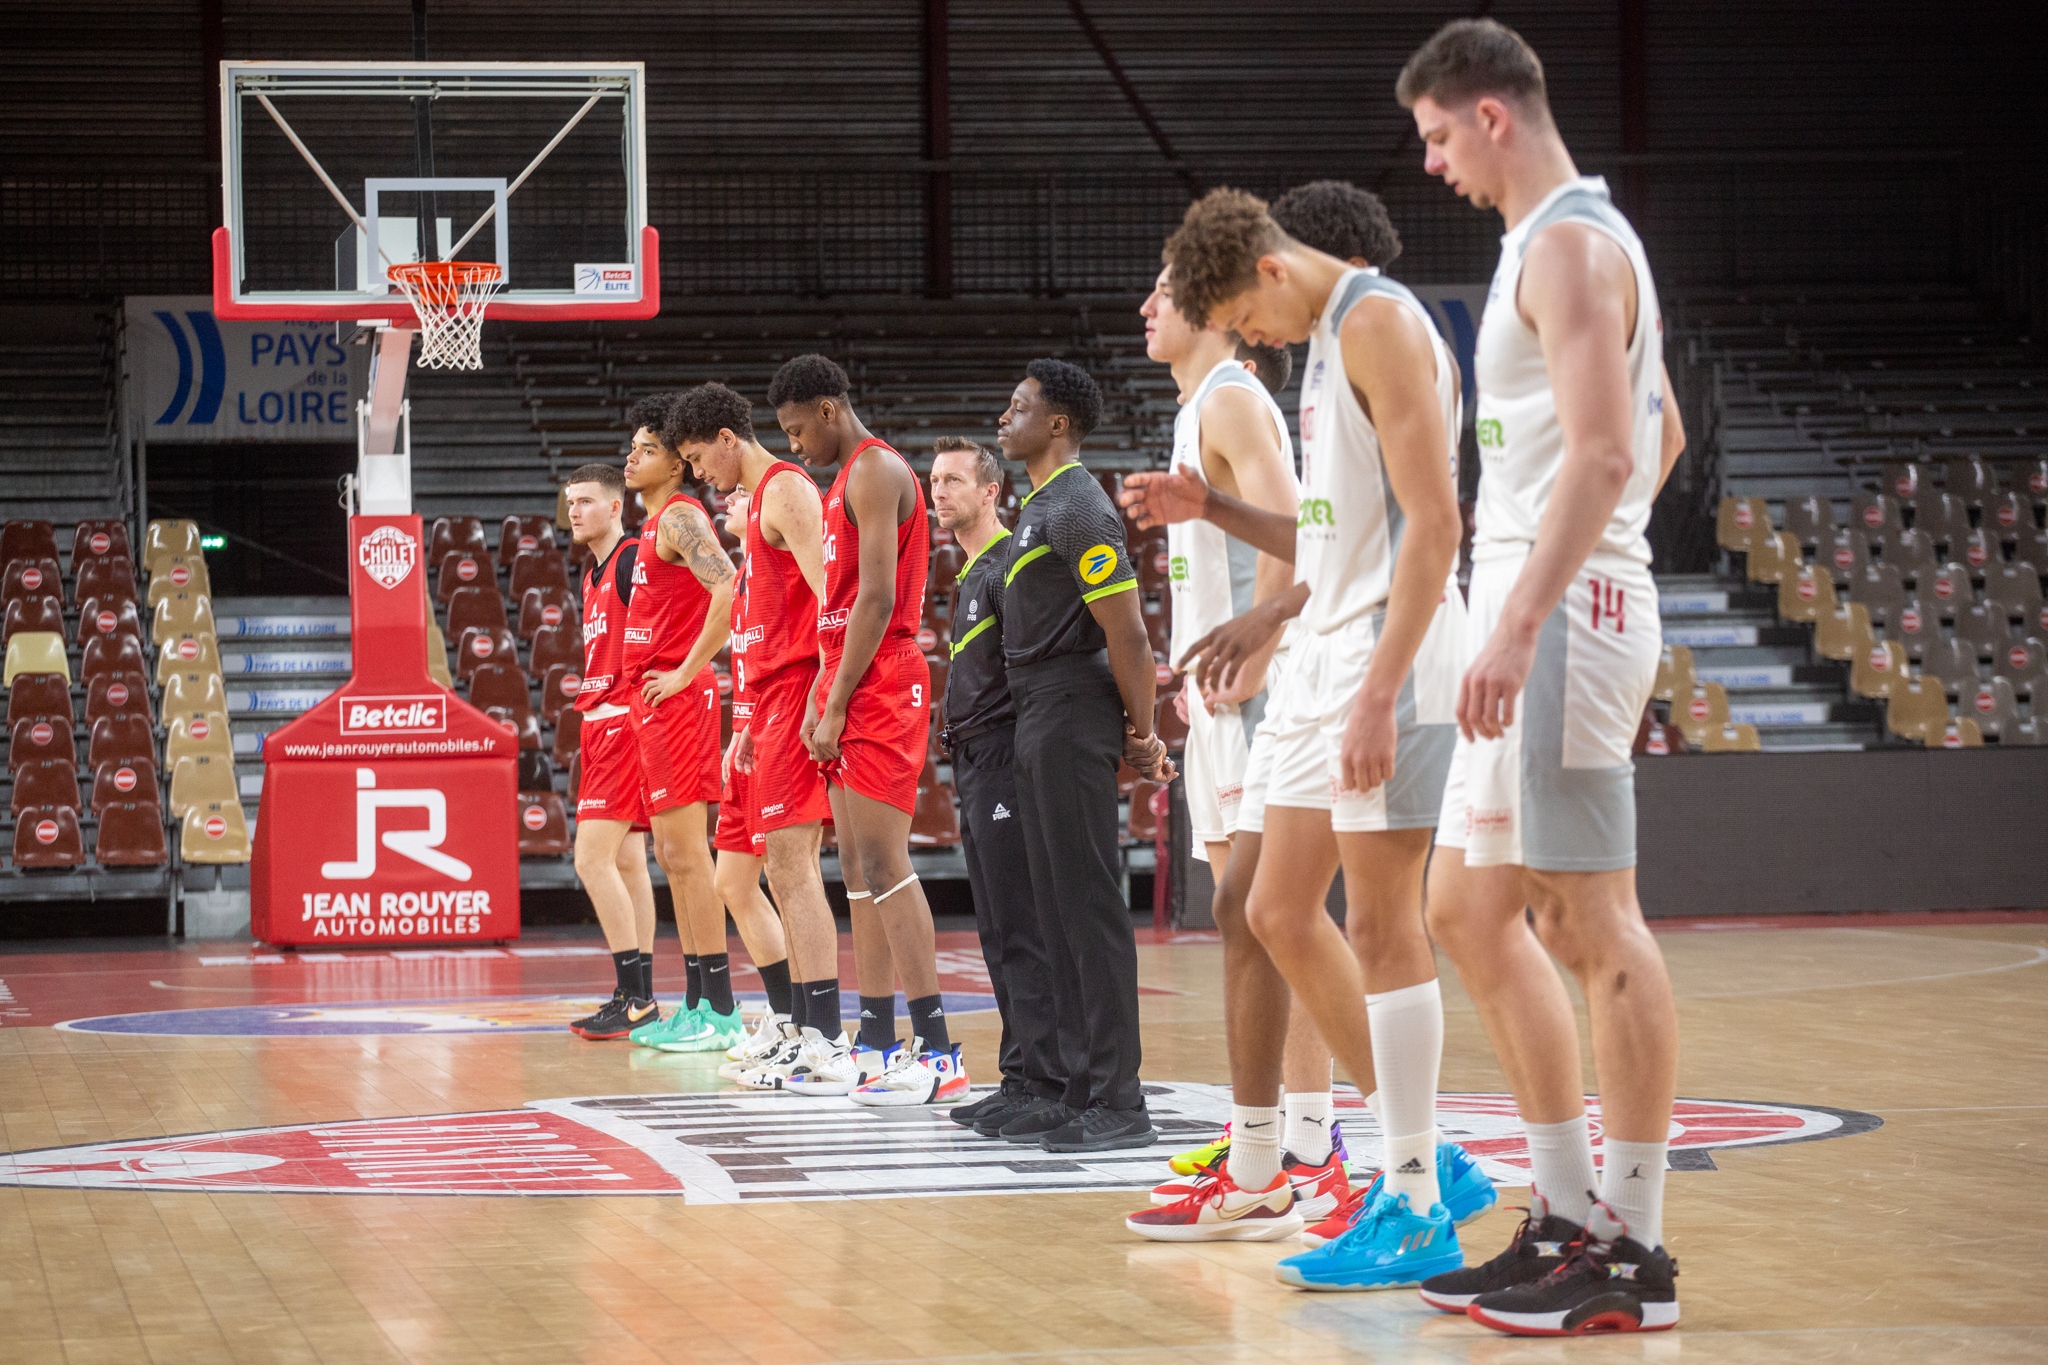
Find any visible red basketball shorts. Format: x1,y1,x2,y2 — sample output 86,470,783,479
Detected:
818,638,929,815
715,704,764,856
629,667,722,816
747,664,832,834
574,708,648,829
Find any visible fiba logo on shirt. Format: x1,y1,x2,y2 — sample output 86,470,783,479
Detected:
1079,544,1119,585
357,526,418,590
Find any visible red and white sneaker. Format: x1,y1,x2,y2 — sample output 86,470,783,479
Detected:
1282,1149,1351,1224
1149,1160,1225,1206
1302,1172,1379,1248
1125,1169,1303,1242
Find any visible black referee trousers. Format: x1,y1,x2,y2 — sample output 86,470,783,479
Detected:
1008,650,1145,1113
951,724,1067,1099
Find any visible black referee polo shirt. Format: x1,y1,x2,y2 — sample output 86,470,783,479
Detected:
944,526,1016,733
1001,461,1138,669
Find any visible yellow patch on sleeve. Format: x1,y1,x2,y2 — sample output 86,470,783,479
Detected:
1079,543,1120,585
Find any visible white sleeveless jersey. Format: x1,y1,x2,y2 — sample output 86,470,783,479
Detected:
1166,358,1295,661
1296,268,1462,633
1473,175,1664,565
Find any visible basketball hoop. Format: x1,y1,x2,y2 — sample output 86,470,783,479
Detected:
386,261,503,370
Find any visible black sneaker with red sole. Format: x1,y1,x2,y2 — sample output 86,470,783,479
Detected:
1465,1204,1678,1336
1417,1192,1580,1312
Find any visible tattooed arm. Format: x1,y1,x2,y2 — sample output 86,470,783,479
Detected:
642,497,737,708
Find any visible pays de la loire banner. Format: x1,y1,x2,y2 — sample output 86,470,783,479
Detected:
251,515,520,946
124,296,369,442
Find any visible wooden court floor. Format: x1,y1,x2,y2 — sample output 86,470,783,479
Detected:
1,913,2043,1364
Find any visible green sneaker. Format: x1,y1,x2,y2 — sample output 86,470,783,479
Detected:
629,1001,700,1048
656,1003,748,1053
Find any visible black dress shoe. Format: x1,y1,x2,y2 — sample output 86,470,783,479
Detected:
1040,1104,1158,1152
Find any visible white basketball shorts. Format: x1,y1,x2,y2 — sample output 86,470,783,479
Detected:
1437,546,1660,871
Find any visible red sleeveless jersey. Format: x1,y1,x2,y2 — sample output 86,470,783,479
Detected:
735,461,821,695
818,437,929,653
575,535,638,711
623,491,713,683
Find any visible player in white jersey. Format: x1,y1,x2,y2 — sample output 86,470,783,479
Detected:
1395,20,1688,1337
1121,186,1471,1283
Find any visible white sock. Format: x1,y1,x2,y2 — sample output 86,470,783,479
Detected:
1599,1137,1668,1249
1523,1115,1598,1228
1366,979,1443,1210
1228,1104,1282,1191
1283,1091,1334,1165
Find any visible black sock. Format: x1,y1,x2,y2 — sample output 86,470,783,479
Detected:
638,951,655,1001
787,977,807,1031
858,994,896,1051
804,978,843,1040
908,993,951,1051
757,958,793,1018
700,953,734,1014
685,954,702,1010
611,949,637,997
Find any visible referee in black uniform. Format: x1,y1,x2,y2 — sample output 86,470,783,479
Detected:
993,359,1176,1154
928,437,1071,1137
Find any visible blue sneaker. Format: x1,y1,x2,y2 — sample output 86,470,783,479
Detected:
1438,1141,1498,1228
1275,1187,1463,1291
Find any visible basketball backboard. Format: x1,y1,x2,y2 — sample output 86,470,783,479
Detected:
213,62,657,325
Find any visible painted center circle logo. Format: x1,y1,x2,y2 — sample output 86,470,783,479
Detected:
1079,544,1119,585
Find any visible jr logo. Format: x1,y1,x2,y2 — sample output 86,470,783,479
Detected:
1297,498,1335,528
1476,417,1504,449
320,769,473,881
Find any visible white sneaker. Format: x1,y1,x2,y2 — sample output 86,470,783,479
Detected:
719,1011,789,1079
848,1037,972,1108
734,1023,805,1090
782,1026,859,1096
851,1038,902,1083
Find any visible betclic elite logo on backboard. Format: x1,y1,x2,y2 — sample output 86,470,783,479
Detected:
574,263,637,296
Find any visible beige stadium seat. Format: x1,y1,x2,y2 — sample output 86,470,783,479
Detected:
4,631,69,685
1652,644,1695,702
1931,716,1985,749
1850,639,1908,700
144,519,203,575
1715,496,1770,556
180,798,252,863
1744,530,1797,585
166,710,234,765
1777,562,1835,624
169,752,239,819
1701,721,1761,753
155,633,222,686
1884,672,1949,745
1673,681,1730,747
162,668,228,717
146,556,211,608
152,591,216,646
1814,600,1873,663
427,622,453,689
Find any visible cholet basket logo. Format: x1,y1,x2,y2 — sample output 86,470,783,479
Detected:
358,525,419,590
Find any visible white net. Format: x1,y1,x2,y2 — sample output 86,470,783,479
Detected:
386,262,504,370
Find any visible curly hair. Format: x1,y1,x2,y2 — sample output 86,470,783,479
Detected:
665,381,755,448
1271,180,1403,269
1234,339,1293,396
1162,188,1288,327
1397,18,1548,112
766,353,850,409
1024,358,1102,441
625,393,678,443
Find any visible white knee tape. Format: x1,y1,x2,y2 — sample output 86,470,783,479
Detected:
872,873,919,905
844,890,872,901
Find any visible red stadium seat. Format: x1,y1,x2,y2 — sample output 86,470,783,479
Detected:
74,556,139,611
909,759,960,848
1128,779,1162,841
445,583,509,639
429,516,488,567
929,541,965,589
11,759,80,819
88,713,154,771
84,671,151,725
566,749,581,803
75,596,144,651
81,632,146,684
456,625,517,681
435,550,493,608
13,804,84,870
516,749,554,791
539,662,582,724
92,758,161,818
1,521,60,567
4,594,64,646
1154,690,1189,749
498,515,557,571
7,672,71,727
517,584,577,642
509,547,570,600
72,520,133,565
528,621,582,677
485,704,543,751
10,715,73,772
517,790,572,856
95,800,169,867
552,707,582,768
3,557,62,610
468,662,534,725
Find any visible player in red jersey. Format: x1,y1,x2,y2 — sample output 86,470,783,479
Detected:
668,382,865,1096
619,395,743,1053
771,354,967,1108
561,463,662,1041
